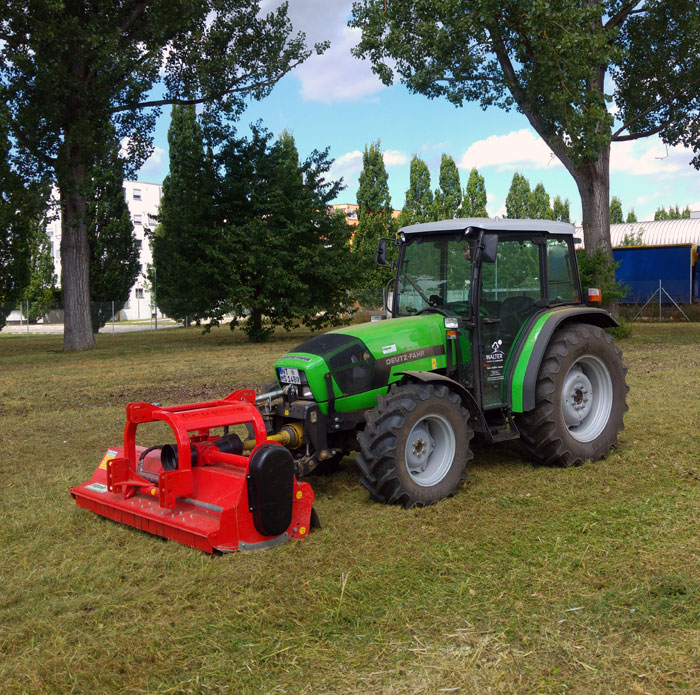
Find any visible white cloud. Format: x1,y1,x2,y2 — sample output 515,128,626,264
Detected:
610,139,694,177
262,1,385,103
383,149,409,167
458,129,563,172
330,147,409,183
139,146,166,175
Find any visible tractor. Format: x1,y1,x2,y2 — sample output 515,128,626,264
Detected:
264,217,628,507
72,218,627,551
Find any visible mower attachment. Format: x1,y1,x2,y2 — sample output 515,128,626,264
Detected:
71,390,315,553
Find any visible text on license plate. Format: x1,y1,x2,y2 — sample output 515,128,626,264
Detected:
278,367,301,384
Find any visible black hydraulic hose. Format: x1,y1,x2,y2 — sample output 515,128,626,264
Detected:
136,445,163,484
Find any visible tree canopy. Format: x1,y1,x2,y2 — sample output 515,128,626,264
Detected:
610,196,624,224
350,0,700,263
1,0,322,350
434,154,462,219
462,168,488,217
398,155,434,227
505,173,531,219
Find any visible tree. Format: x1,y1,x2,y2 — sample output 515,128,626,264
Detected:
610,196,624,224
151,105,223,326
462,167,488,217
626,208,637,223
505,173,531,219
87,134,141,333
350,1,700,264
22,219,58,322
399,155,434,226
433,154,462,219
0,108,46,330
217,128,355,341
655,205,691,220
353,141,395,307
552,196,571,223
1,1,323,351
530,183,554,220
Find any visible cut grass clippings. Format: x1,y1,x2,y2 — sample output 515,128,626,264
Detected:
1,323,699,694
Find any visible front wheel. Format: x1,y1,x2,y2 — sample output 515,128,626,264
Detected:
356,383,473,508
516,323,628,467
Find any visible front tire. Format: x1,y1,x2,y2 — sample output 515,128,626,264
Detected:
356,383,473,508
516,323,628,467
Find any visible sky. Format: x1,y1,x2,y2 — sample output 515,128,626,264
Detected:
136,0,699,224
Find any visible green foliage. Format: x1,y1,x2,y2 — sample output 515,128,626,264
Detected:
398,155,434,227
152,105,223,326
22,219,58,322
1,0,321,349
505,173,531,219
626,208,638,223
610,196,624,224
350,0,700,258
608,316,633,340
552,196,571,223
354,141,395,308
221,129,355,341
620,229,644,247
461,167,487,217
530,183,554,220
576,248,627,305
0,108,46,330
433,154,462,219
654,205,691,220
88,132,141,333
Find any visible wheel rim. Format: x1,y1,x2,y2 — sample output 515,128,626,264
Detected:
561,354,613,443
405,414,456,486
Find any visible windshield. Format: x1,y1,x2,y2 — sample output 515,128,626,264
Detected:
397,237,474,316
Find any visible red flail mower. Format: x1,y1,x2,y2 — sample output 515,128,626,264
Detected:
71,390,316,553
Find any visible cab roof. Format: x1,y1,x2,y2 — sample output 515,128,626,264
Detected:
399,217,575,236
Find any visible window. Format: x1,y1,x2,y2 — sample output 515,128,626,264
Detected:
133,188,141,200
135,288,144,299
547,237,578,303
134,214,142,225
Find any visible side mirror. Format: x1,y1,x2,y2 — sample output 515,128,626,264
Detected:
376,239,388,267
481,234,498,263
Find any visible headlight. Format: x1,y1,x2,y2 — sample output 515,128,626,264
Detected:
301,386,313,398
444,317,459,329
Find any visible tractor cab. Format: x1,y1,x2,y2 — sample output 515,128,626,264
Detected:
388,219,582,410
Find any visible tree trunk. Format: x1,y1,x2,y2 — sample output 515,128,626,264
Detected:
572,145,612,258
59,143,95,351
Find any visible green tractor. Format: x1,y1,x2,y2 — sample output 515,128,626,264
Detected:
259,218,628,508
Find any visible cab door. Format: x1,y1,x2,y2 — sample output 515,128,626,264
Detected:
477,235,544,409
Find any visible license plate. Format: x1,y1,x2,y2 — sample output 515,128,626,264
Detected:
278,367,301,385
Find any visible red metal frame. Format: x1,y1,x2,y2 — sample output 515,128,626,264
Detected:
71,389,314,553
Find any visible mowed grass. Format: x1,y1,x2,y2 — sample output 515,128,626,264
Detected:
1,323,699,695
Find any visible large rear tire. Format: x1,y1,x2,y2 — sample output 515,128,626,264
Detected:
356,383,473,508
516,323,628,467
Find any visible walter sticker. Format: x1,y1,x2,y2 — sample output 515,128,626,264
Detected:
382,344,397,355
485,339,505,382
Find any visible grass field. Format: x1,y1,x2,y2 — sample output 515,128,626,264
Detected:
1,323,699,695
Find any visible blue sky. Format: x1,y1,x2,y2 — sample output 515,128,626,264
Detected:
136,0,699,223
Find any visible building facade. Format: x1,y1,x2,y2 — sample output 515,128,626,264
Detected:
46,180,163,320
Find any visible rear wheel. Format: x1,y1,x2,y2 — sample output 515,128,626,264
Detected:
356,383,473,508
516,323,628,467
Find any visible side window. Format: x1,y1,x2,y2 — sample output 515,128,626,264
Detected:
547,238,578,303
481,238,541,302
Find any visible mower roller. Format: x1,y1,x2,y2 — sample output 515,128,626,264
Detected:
71,390,315,553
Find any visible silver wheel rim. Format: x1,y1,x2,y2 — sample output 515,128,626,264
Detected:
561,354,613,443
405,413,456,486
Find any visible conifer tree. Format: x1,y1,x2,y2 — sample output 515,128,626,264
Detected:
354,141,394,307
505,173,531,219
22,219,58,322
462,167,488,217
399,155,434,226
152,105,222,325
433,154,462,219
552,196,571,223
626,209,637,223
87,132,141,333
530,183,553,220
610,196,624,224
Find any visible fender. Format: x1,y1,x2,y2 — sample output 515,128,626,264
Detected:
509,307,618,413
397,370,481,419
